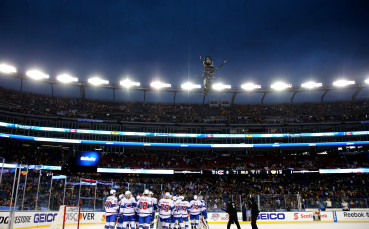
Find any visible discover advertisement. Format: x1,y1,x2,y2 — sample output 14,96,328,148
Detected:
0,211,106,229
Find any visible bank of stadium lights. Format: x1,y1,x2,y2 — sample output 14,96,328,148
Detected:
56,74,78,84
241,82,261,91
88,76,109,86
301,81,323,89
26,69,49,80
0,63,17,74
181,82,201,90
150,81,171,89
213,82,231,91
271,81,292,91
333,79,355,87
120,78,141,89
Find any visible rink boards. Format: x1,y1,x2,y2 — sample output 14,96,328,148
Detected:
0,211,369,229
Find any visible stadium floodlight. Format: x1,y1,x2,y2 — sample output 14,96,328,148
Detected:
88,76,109,86
301,81,323,89
333,79,355,87
120,78,140,89
0,63,17,74
150,81,171,89
241,82,261,91
57,74,78,84
271,81,292,91
212,82,231,91
365,79,369,85
26,69,49,80
181,82,201,90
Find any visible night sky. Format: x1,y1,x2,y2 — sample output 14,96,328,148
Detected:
1,0,369,103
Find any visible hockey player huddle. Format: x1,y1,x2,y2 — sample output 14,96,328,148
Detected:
104,189,208,229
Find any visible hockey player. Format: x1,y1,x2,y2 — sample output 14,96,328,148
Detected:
199,197,209,229
149,191,158,229
118,191,137,229
105,189,119,229
172,196,184,229
136,195,141,228
117,194,125,229
188,195,203,229
180,196,191,229
137,190,154,229
158,192,175,229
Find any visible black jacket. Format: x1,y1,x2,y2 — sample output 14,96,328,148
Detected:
224,203,238,218
249,201,260,217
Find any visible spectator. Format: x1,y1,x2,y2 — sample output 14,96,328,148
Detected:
325,198,332,208
342,200,350,211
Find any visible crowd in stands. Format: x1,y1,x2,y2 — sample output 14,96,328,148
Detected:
0,140,68,166
99,151,369,171
1,171,368,211
1,139,368,171
1,137,368,171
1,87,369,212
1,87,369,124
1,140,368,210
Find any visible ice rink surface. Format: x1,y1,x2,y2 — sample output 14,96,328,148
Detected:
77,223,369,229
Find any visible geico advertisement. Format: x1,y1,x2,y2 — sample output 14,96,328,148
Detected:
0,211,106,229
335,211,369,222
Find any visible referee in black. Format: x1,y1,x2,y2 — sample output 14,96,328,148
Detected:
248,197,260,229
223,200,241,229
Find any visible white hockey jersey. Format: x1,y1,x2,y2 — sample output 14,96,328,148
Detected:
158,198,174,218
136,196,153,217
119,197,137,215
189,200,203,215
172,200,183,217
180,200,191,217
151,197,158,212
201,200,207,212
105,195,119,216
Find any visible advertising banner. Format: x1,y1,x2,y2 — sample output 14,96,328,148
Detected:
0,211,106,229
1,210,368,228
335,211,369,222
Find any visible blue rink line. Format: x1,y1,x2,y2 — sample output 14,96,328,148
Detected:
2,132,369,148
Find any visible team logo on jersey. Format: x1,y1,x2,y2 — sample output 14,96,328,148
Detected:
211,213,220,221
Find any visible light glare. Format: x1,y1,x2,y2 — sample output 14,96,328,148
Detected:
57,74,78,83
150,81,171,89
301,81,323,89
271,82,292,91
181,82,201,90
88,76,109,86
213,83,231,91
0,63,17,74
365,79,369,85
120,79,141,88
333,80,355,87
26,69,49,80
241,83,261,91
